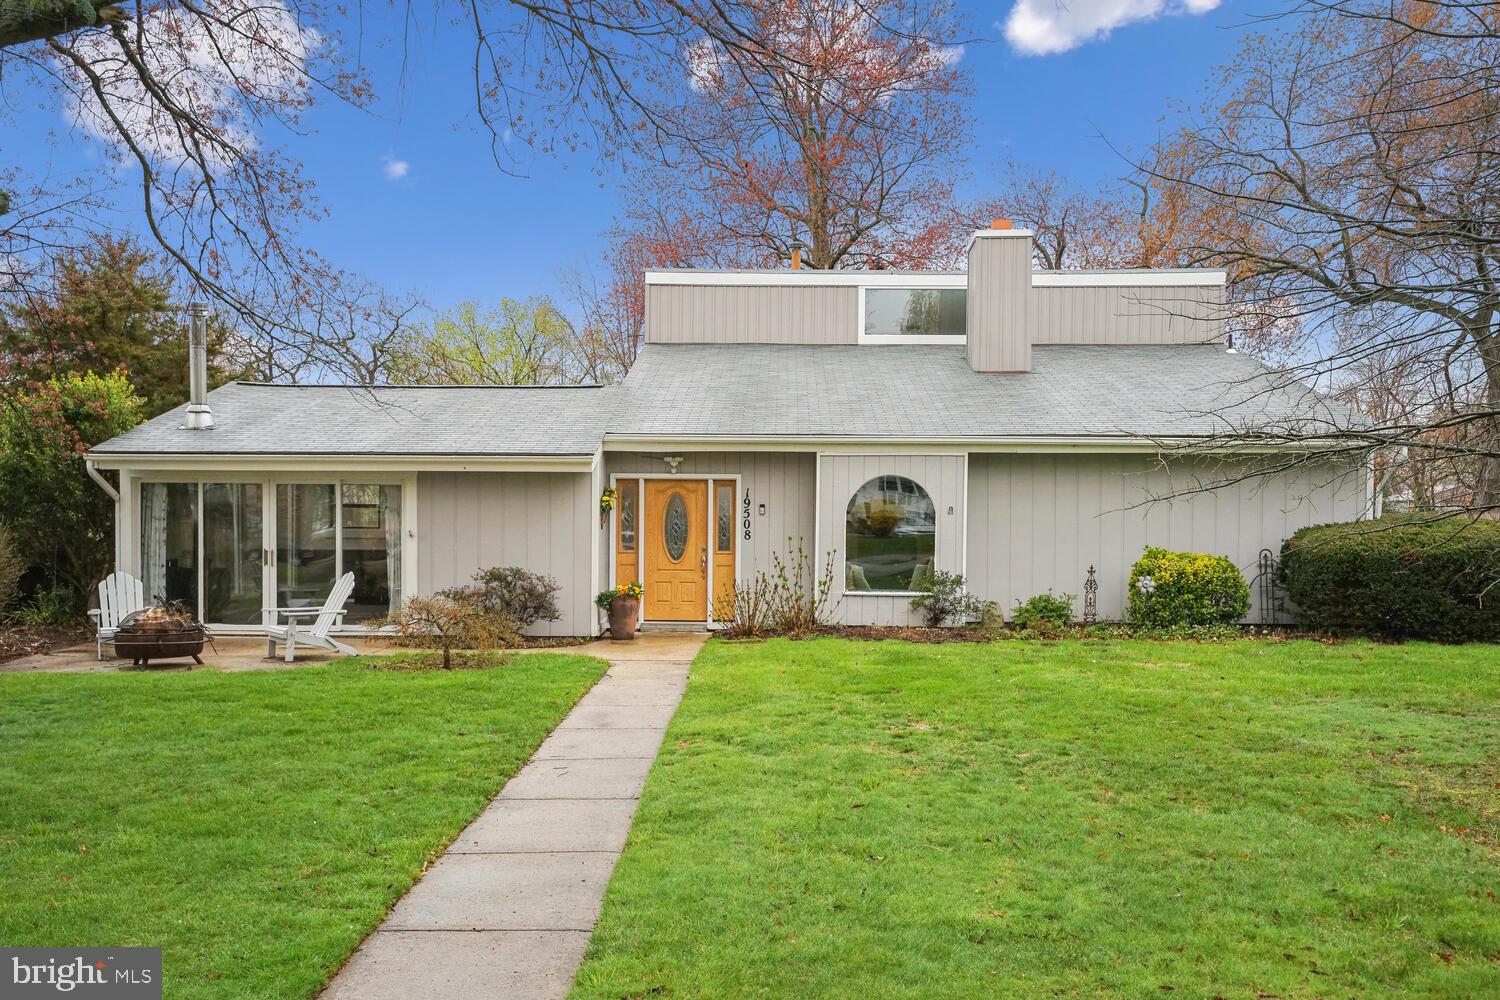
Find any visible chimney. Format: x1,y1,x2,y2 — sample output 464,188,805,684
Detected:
965,225,1035,373
182,301,214,431
790,246,803,270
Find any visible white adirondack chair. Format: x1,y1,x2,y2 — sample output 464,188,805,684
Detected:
264,572,358,662
88,572,147,660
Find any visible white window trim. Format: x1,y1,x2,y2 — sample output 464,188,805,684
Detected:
856,280,968,346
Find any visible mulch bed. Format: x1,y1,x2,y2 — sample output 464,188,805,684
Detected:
518,635,595,649
0,623,92,663
719,624,1330,644
808,624,995,643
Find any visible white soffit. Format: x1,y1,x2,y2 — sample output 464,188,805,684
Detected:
645,270,966,288
646,268,1225,288
1032,270,1226,287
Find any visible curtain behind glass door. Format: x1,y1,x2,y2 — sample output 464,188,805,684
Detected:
277,484,336,610
341,483,401,622
203,483,264,624
139,482,197,609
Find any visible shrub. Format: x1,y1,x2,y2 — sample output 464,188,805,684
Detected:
712,574,774,639
909,571,987,627
1127,546,1250,627
8,586,82,628
1282,517,1500,641
445,566,561,627
0,371,142,606
766,538,838,635
1011,591,1075,631
0,526,22,614
377,595,521,669
714,538,838,637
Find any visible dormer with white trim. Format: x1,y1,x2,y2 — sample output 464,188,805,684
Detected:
642,223,1227,374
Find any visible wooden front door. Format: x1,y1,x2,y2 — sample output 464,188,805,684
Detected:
644,479,708,621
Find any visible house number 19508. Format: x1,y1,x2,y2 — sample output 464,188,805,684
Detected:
742,488,752,540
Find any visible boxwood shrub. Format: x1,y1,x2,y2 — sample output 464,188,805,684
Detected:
1281,517,1500,641
1128,546,1251,627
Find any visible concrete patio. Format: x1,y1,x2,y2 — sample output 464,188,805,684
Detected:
0,634,413,673
0,632,704,674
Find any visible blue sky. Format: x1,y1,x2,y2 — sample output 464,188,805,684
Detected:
12,1,1255,312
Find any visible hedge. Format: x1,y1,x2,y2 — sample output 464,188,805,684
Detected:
1127,546,1251,627
1281,517,1500,642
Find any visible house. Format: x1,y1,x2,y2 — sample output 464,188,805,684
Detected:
87,223,1370,635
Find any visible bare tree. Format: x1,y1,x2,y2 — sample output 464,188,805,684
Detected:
4,2,967,377
614,0,971,271
1139,1,1500,516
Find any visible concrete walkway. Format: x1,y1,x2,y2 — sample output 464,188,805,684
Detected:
321,633,706,1000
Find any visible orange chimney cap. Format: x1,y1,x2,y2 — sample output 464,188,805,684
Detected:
990,218,1013,230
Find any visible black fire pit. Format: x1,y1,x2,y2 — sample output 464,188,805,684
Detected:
114,603,209,666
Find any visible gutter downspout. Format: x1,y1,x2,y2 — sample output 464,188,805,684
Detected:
86,459,122,572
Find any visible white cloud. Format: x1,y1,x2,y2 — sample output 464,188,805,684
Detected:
382,155,410,180
61,2,318,168
1000,0,1221,56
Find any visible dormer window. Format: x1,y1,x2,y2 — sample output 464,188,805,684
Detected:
858,283,966,344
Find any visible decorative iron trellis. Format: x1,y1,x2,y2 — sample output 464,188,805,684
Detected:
1082,565,1099,624
1252,548,1289,625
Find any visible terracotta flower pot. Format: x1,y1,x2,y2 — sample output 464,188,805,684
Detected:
608,596,640,640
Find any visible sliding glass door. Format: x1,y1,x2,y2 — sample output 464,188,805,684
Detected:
139,477,405,628
203,483,264,624
276,483,338,615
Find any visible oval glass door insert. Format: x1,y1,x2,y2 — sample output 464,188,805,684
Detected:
664,494,689,560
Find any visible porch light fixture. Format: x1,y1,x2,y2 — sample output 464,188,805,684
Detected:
663,455,686,474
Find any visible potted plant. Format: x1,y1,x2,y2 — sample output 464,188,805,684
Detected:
596,582,644,639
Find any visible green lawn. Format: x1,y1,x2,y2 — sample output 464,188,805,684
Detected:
571,638,1500,999
0,653,606,999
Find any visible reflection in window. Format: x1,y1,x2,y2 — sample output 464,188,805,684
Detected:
716,484,733,552
864,288,966,337
277,483,337,614
845,476,935,592
203,482,263,624
619,481,637,552
341,483,401,623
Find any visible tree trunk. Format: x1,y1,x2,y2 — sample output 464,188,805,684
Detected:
0,1,123,49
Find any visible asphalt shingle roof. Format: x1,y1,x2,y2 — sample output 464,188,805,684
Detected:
91,383,609,456
612,344,1359,440
91,344,1359,456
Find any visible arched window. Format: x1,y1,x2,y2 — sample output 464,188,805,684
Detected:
845,476,936,593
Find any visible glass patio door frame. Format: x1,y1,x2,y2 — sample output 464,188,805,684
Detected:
130,472,276,634
130,471,416,634
265,472,414,632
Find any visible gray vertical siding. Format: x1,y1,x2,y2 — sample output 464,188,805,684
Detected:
646,284,858,345
965,234,1033,372
604,452,817,584
1031,285,1224,345
965,454,1368,623
416,470,596,636
817,454,967,626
